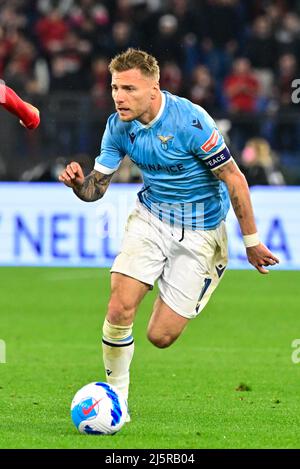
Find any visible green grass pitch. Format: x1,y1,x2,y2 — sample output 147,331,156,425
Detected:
0,267,299,449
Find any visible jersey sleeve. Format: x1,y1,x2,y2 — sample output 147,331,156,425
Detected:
94,116,125,174
190,105,233,171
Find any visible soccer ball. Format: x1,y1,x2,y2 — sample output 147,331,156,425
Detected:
70,382,127,435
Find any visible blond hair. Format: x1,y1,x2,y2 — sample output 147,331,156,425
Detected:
245,138,273,167
109,48,160,81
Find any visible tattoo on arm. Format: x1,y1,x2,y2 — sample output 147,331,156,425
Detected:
230,186,244,221
213,161,236,179
212,166,226,179
213,161,256,233
73,170,113,202
213,162,245,222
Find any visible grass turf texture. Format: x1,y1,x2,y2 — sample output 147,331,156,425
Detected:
0,267,299,449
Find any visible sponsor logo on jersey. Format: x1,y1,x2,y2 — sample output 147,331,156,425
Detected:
192,118,203,130
129,132,136,144
135,161,184,173
157,135,174,150
201,129,219,153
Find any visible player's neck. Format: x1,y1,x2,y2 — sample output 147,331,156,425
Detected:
138,92,163,125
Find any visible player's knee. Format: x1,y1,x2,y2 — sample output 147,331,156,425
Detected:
107,296,136,324
147,330,174,349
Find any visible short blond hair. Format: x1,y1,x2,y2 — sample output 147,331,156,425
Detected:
109,48,160,81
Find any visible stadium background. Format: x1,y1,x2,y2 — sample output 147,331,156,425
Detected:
0,0,300,450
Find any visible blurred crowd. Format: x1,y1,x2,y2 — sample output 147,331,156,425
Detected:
1,0,300,184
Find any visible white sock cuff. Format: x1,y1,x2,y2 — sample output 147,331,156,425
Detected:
102,319,133,346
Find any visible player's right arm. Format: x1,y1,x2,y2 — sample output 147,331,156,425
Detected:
59,162,113,202
59,115,125,200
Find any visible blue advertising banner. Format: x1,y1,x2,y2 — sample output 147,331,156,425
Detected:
226,186,299,270
0,183,298,269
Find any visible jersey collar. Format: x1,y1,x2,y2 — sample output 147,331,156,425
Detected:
138,91,166,129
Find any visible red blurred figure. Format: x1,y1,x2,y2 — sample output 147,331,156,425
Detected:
224,58,259,112
0,83,40,129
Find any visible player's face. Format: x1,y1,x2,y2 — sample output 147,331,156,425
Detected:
111,69,160,124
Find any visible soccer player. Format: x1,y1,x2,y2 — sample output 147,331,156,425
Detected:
0,82,40,129
59,49,279,419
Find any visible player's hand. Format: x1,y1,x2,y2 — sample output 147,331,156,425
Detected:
246,243,279,274
58,162,85,189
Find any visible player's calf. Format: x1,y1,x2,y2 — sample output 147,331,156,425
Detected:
147,329,176,348
147,297,189,348
107,296,136,325
147,323,184,348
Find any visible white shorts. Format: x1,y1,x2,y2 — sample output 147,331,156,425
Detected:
111,202,228,319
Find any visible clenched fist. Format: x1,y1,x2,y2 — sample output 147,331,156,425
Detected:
58,162,85,189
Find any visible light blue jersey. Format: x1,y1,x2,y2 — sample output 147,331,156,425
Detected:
94,91,233,229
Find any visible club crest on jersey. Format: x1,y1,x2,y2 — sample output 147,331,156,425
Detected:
157,135,174,150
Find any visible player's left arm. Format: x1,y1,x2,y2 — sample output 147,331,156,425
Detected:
213,160,279,274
